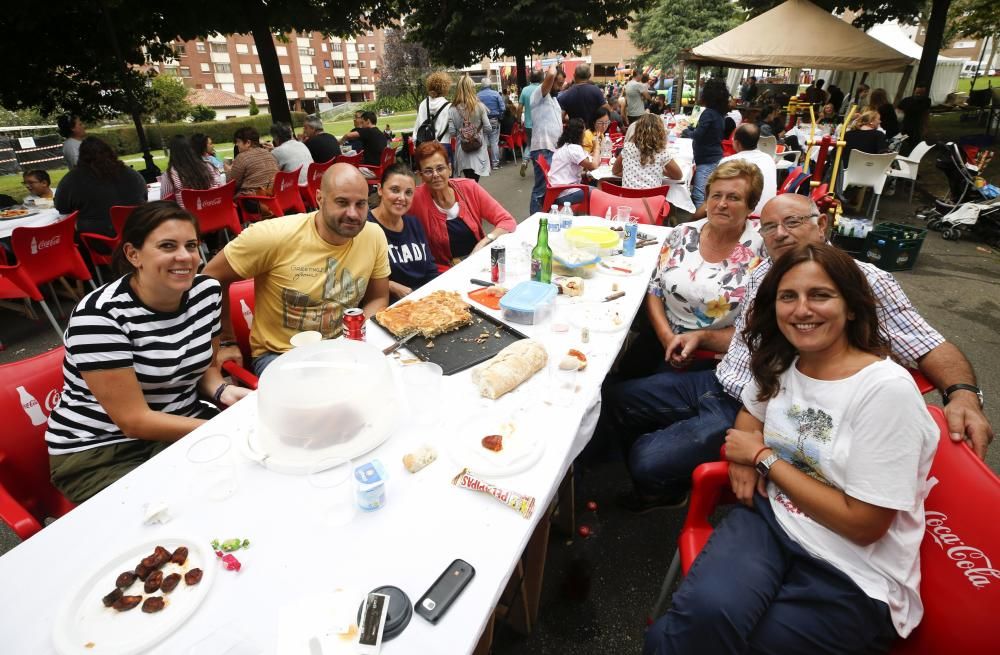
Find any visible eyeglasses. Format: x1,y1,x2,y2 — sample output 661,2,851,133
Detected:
419,165,449,178
595,119,610,126
759,215,818,236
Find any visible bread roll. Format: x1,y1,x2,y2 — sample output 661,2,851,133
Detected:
403,446,437,473
472,339,548,399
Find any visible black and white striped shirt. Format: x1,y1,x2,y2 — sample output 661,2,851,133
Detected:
45,275,222,454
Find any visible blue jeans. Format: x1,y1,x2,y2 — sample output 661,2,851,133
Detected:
690,160,720,208
603,369,740,496
530,149,553,215
644,495,896,655
486,119,501,166
557,188,586,207
251,351,282,377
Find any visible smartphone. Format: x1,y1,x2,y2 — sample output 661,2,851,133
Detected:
415,559,475,624
357,592,390,654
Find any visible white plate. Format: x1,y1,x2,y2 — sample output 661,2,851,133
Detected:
596,257,646,277
570,304,630,333
448,416,545,477
53,536,214,655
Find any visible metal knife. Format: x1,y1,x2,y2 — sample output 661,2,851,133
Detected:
382,331,419,356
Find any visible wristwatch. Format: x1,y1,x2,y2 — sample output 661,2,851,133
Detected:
943,384,984,408
755,452,780,478
485,233,497,242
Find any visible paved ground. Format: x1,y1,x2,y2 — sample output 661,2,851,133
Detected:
1,148,997,653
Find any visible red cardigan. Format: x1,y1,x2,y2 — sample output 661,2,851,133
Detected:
410,178,517,269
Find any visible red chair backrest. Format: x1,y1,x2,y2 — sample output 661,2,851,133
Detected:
0,262,44,302
721,139,736,157
11,213,93,287
334,152,364,166
304,160,335,210
599,181,671,199
0,347,75,538
379,146,396,169
778,166,805,194
181,180,242,238
110,205,138,237
891,406,1000,654
590,188,669,225
537,155,551,181
272,168,307,215
228,279,255,364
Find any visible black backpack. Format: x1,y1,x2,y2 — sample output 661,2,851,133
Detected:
416,98,449,145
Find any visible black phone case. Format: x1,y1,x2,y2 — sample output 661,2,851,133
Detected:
414,559,475,624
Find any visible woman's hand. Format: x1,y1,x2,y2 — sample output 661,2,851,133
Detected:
389,281,413,299
220,384,251,407
216,344,243,367
472,237,492,254
724,427,767,466
729,463,763,507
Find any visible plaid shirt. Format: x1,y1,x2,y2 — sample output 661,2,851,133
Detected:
716,258,945,400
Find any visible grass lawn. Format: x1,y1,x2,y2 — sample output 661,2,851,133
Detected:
956,75,999,93
0,112,417,203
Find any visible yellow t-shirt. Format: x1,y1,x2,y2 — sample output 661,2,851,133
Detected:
224,212,390,357
583,129,595,153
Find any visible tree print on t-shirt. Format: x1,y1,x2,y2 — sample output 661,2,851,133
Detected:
279,255,370,337
785,404,833,483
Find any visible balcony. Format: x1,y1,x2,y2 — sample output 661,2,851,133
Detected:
324,84,348,92
209,52,230,64
214,73,235,84
354,84,376,92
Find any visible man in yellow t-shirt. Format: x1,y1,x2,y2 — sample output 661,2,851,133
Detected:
205,163,391,375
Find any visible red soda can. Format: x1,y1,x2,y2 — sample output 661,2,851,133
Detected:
342,308,366,341
490,244,506,284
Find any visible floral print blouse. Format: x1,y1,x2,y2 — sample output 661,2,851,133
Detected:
648,217,766,333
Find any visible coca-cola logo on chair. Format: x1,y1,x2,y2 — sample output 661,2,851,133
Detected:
196,197,223,210
926,511,999,589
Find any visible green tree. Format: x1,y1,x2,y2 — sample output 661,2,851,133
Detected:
631,0,743,71
248,96,260,116
405,0,654,88
190,104,217,122
950,0,1000,88
149,75,193,122
376,27,433,108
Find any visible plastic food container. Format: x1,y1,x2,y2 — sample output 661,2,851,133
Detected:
499,281,558,325
551,233,601,277
564,226,619,256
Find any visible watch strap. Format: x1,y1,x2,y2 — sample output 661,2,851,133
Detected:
943,384,983,407
755,453,779,478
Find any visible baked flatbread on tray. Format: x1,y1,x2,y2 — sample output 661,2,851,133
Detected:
375,290,474,339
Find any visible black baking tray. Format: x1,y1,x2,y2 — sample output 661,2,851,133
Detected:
371,305,528,376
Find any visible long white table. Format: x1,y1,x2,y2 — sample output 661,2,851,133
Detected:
590,137,696,213
0,214,669,655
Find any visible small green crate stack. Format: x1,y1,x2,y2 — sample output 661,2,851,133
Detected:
863,223,927,272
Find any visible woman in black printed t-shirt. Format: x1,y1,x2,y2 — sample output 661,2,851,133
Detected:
45,201,250,503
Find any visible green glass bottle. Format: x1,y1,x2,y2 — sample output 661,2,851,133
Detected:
531,218,552,283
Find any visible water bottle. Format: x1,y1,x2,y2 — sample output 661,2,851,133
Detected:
601,135,612,165
548,204,561,232
561,202,574,230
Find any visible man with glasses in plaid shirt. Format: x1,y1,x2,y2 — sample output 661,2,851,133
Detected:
602,193,994,513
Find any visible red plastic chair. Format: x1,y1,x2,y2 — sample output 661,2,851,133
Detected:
536,155,591,216
78,205,138,285
301,159,335,211
0,346,75,539
599,181,671,199
499,124,524,165
358,147,398,188
334,152,364,166
721,139,736,158
649,405,1000,655
0,260,64,341
180,181,242,256
233,169,307,223
909,369,934,395
221,279,259,390
590,188,669,225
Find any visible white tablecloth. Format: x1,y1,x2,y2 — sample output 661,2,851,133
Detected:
0,215,669,655
0,186,161,241
590,138,696,213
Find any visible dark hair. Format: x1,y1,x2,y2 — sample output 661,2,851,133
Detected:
591,106,611,131
700,80,730,113
57,114,80,139
167,134,213,190
23,169,51,185
361,111,378,125
557,118,586,148
269,122,293,144
380,161,414,186
815,79,825,89
742,242,888,400
414,140,448,168
529,70,543,84
233,126,261,145
113,201,200,276
733,123,760,151
77,137,126,180
189,133,211,157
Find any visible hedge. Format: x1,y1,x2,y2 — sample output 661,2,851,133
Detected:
94,111,308,155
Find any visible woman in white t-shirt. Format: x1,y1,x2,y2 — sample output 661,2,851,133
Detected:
613,114,682,189
645,242,938,655
547,118,599,208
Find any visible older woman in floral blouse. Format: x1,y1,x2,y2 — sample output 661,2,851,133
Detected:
645,159,766,368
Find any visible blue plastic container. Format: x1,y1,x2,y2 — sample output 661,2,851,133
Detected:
499,281,558,325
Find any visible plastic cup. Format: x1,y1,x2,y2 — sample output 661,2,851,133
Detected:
615,206,631,230
186,433,237,501
400,362,443,425
290,330,322,348
308,457,355,527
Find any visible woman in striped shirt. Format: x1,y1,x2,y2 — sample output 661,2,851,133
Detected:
45,201,250,503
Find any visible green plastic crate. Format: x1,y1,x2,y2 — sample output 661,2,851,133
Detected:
863,223,927,272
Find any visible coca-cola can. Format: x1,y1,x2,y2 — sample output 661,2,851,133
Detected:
490,244,506,284
342,308,366,341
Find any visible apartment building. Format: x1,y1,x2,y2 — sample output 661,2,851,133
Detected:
154,30,387,113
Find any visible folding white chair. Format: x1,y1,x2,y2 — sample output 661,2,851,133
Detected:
887,141,934,203
757,135,777,159
841,151,897,221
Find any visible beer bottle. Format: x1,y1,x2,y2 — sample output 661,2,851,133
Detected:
531,218,552,283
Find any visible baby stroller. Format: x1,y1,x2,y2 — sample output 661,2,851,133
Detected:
915,142,986,221
929,197,1000,247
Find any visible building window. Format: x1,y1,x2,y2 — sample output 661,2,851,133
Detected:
244,83,256,93
200,63,210,73
304,82,319,90
196,42,206,53
252,45,258,54
173,44,186,57
240,63,253,74
298,47,315,56
180,67,191,78
162,67,179,76
276,46,288,57
321,43,327,52
323,60,331,68
204,83,214,89
235,43,249,54
335,77,345,85
366,30,374,37
952,40,976,49
214,63,231,73
361,77,369,84
358,61,366,68
332,43,342,52
210,43,228,53
279,64,291,74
